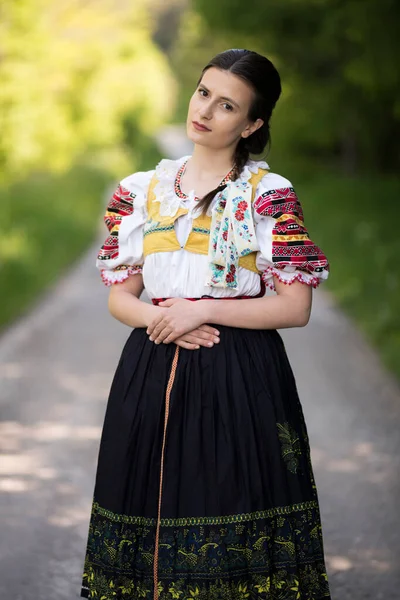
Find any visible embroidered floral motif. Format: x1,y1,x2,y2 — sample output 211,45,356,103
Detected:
206,181,260,289
82,567,329,599
231,195,254,250
81,499,330,600
277,422,303,474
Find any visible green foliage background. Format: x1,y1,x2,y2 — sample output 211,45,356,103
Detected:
193,0,400,173
0,0,172,330
0,0,176,181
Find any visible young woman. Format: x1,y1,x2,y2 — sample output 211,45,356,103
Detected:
81,49,332,600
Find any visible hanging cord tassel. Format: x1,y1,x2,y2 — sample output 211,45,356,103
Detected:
153,345,180,600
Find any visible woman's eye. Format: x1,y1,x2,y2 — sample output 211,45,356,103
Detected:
223,103,233,111
198,88,207,97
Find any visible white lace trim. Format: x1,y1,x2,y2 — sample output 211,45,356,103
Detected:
152,155,270,218
100,266,143,287
152,156,190,217
262,265,323,292
241,159,270,183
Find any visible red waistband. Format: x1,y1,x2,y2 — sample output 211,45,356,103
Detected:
151,293,262,306
151,278,265,306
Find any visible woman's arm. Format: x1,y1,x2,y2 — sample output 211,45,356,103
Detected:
198,277,313,329
107,274,159,328
148,277,313,344
107,274,221,350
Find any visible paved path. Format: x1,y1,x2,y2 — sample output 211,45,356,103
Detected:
1,129,399,599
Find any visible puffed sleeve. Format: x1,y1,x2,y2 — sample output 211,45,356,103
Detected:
253,172,330,291
95,169,155,286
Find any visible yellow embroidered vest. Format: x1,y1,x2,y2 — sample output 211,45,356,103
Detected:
143,167,268,274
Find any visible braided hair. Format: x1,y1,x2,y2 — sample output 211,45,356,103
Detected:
194,49,281,215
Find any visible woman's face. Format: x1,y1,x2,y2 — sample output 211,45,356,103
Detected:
186,66,263,151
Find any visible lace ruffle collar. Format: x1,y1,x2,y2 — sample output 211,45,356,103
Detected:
152,155,270,218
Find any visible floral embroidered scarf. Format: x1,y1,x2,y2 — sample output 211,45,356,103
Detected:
206,180,259,289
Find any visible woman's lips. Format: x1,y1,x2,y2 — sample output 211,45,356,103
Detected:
192,121,211,132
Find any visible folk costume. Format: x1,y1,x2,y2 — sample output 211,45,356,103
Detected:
80,155,332,600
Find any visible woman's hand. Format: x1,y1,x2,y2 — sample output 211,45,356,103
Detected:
146,298,209,344
174,324,220,350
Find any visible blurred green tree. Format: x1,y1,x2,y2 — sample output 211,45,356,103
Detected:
0,0,177,181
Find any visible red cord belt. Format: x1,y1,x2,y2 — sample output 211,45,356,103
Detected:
152,295,257,305
151,282,265,305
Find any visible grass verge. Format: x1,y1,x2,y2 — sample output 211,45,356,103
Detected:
295,172,400,381
0,164,111,331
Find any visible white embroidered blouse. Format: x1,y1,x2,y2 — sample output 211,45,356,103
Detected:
96,155,330,299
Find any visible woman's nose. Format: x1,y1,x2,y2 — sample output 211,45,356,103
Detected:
199,102,213,119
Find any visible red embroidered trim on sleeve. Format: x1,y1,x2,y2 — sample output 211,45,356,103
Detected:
262,267,321,291
254,187,329,275
254,187,304,220
100,265,143,286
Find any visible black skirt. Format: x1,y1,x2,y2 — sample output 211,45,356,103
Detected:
80,323,331,600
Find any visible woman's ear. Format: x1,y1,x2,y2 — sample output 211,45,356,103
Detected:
242,118,264,138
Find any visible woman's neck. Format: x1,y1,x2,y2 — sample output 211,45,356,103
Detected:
188,144,236,181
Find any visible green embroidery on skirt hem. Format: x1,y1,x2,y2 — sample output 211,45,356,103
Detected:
92,498,319,527
83,499,330,598
82,565,331,599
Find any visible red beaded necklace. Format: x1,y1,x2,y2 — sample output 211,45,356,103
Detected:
174,158,235,200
